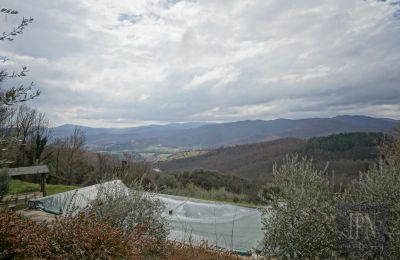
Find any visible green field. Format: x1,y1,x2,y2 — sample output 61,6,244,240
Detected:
10,180,78,196
163,150,209,161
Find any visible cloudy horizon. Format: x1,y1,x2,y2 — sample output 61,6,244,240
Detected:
1,0,399,127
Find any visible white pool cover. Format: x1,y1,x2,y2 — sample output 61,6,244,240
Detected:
29,180,264,253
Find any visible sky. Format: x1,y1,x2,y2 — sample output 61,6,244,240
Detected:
0,0,399,127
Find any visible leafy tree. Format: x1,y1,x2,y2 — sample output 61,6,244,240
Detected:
261,153,400,258
260,155,338,258
349,159,400,258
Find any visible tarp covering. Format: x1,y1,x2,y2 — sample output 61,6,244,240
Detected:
29,180,264,252
162,193,263,252
30,180,128,215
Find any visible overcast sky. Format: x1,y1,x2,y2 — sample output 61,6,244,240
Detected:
1,0,399,127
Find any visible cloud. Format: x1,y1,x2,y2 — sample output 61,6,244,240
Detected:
183,66,240,90
0,0,399,127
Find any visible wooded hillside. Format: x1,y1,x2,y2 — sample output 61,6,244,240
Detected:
159,132,387,185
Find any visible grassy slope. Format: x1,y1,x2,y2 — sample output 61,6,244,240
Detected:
10,180,78,196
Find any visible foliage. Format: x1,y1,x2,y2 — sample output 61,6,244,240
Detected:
160,138,305,183
0,8,39,105
155,169,255,203
0,210,238,259
0,8,33,41
186,169,243,192
160,135,384,195
162,241,239,260
164,183,249,205
380,127,400,160
260,154,338,258
49,213,144,259
261,153,400,258
305,132,386,152
0,7,41,170
88,180,169,241
0,210,143,259
348,160,400,258
0,169,10,199
0,210,49,259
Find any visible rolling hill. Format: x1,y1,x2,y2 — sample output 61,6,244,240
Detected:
52,115,399,151
159,138,306,181
158,132,387,184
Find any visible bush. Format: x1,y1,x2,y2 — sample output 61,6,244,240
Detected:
0,210,239,259
261,154,400,258
164,183,249,203
88,180,169,241
49,213,143,259
0,169,11,200
0,210,145,259
349,160,400,258
0,210,49,259
163,241,239,260
260,155,337,258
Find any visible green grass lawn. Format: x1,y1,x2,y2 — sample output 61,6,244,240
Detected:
10,179,78,196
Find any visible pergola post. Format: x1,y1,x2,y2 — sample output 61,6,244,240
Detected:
7,165,50,197
40,173,47,197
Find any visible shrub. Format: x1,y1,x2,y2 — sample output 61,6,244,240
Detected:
49,213,142,259
0,210,49,259
0,169,11,200
165,183,249,203
0,210,145,259
261,154,400,258
349,159,400,258
0,210,239,259
260,154,337,258
88,180,169,241
163,241,239,260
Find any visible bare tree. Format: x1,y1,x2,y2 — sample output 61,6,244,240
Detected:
381,126,400,160
0,104,50,166
15,105,36,165
49,128,91,184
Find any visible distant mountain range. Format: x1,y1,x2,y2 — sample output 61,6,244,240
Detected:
52,115,399,151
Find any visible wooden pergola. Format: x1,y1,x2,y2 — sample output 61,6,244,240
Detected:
6,165,49,196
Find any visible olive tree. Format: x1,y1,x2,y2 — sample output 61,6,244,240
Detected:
260,155,338,259
0,8,38,105
88,179,169,241
349,160,400,258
